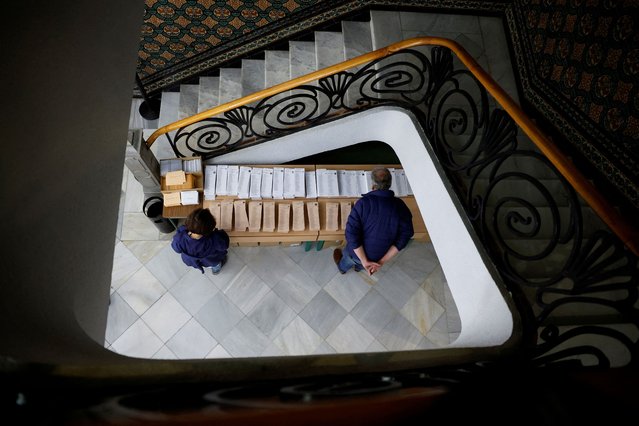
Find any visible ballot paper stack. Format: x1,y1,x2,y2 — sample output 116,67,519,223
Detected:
160,156,204,207
204,166,309,200
203,165,413,201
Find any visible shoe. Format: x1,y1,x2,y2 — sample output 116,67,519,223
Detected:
333,249,345,274
212,256,227,275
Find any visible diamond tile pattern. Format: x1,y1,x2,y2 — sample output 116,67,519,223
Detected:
108,167,462,359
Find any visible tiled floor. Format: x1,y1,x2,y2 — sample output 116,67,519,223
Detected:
107,166,460,359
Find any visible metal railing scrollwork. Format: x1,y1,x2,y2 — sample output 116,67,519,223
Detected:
146,38,638,367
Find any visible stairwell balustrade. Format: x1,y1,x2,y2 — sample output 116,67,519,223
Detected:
146,37,638,368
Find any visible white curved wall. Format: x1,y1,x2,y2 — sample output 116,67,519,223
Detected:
211,107,514,348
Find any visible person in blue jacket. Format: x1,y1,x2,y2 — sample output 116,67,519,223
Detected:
333,167,414,275
171,207,229,274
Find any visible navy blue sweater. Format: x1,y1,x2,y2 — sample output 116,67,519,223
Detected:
171,225,229,273
344,190,414,262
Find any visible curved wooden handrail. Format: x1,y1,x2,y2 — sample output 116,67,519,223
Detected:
145,37,639,255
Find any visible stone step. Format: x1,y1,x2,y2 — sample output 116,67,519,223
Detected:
265,50,291,88
241,59,265,97
289,40,316,79
158,91,180,128
197,76,219,113
177,84,199,120
342,20,373,61
315,31,345,69
219,68,242,105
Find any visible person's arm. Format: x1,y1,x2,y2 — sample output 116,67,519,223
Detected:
353,245,381,275
377,245,400,266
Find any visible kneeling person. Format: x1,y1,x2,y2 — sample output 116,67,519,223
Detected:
334,167,414,275
172,207,230,275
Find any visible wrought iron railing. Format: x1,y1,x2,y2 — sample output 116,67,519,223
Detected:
146,38,638,368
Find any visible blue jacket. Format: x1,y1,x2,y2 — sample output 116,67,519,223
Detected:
171,225,230,273
344,190,414,262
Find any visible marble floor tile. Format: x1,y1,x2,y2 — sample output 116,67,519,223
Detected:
299,290,348,338
235,246,299,287
326,315,375,353
261,341,285,357
121,212,159,241
221,265,270,315
166,318,217,359
417,336,439,350
298,248,340,286
374,267,419,311
123,171,146,213
377,314,423,351
350,289,397,338
421,265,448,306
207,344,232,359
145,244,191,289
123,240,169,265
194,292,244,341
324,271,370,312
222,318,271,357
170,268,219,315
392,242,439,284
111,241,143,290
152,345,178,360
271,265,320,313
273,316,322,356
424,313,451,347
247,290,296,339
366,339,387,353
444,281,461,333
280,244,309,264
141,292,191,342
208,250,247,290
105,292,139,344
117,267,167,316
314,341,337,355
400,288,445,335
110,319,163,358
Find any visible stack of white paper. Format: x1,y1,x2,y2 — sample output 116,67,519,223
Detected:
183,158,201,174
238,166,252,199
216,165,228,196
204,165,217,200
226,165,239,196
337,170,359,197
272,167,284,199
261,168,274,198
316,169,339,197
294,168,305,198
357,170,372,195
395,169,408,197
180,190,199,205
160,159,182,176
283,168,296,199
249,167,263,199
388,168,399,195
305,171,317,198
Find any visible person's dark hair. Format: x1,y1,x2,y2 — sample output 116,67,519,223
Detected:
185,208,216,236
371,167,392,191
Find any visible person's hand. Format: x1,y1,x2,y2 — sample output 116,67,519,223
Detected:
362,260,381,276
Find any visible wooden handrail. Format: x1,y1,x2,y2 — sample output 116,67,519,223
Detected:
145,37,639,255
